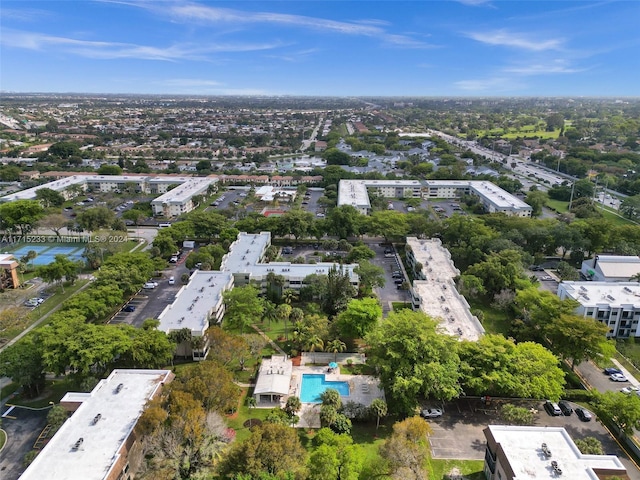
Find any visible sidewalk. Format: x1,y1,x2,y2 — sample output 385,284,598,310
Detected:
612,358,640,387
251,324,286,356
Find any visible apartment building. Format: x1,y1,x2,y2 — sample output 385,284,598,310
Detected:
337,179,532,217
150,177,217,217
157,271,234,360
406,237,484,341
483,425,626,480
557,281,640,338
19,369,174,480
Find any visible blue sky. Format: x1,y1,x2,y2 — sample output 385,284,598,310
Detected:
1,1,639,96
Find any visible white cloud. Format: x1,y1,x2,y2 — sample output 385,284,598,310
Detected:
454,76,524,92
504,61,585,75
467,29,563,51
0,29,283,61
120,1,432,48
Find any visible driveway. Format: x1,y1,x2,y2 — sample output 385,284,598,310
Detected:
427,397,640,479
0,405,49,480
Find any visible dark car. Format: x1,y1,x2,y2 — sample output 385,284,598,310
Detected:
558,400,573,416
575,407,593,422
604,367,623,376
394,278,404,284
529,265,544,271
544,400,561,416
122,305,136,312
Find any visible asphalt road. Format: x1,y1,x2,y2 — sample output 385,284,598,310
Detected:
0,406,49,480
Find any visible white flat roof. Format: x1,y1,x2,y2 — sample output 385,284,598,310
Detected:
158,271,233,334
486,425,625,479
593,255,640,279
407,237,459,279
413,281,483,341
151,177,216,204
221,231,271,273
20,369,172,480
558,281,640,307
338,180,370,209
0,175,87,201
469,181,531,209
254,355,292,396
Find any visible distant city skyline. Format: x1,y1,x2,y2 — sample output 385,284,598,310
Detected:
1,1,639,97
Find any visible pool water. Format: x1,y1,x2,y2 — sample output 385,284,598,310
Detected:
300,374,350,403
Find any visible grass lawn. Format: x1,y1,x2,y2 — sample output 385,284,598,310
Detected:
597,207,636,226
428,458,485,480
0,429,6,450
226,388,276,443
0,382,20,400
546,198,569,213
469,300,510,336
391,301,412,311
10,377,76,408
351,419,393,464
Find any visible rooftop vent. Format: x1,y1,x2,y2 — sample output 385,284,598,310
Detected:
91,413,102,425
115,383,124,394
72,437,84,450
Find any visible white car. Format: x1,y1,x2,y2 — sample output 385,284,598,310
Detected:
143,281,159,289
420,408,443,419
621,386,639,394
610,373,628,382
168,276,175,285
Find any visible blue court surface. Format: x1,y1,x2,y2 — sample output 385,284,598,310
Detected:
12,245,85,266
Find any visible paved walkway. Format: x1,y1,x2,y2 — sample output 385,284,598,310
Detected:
612,358,640,387
251,324,286,356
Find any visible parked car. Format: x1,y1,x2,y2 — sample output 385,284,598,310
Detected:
529,265,544,271
558,400,573,416
621,386,639,394
24,297,44,307
420,408,443,419
143,281,158,289
122,305,136,312
168,276,175,285
384,253,395,258
282,247,293,254
604,367,623,375
575,407,593,422
610,373,628,382
169,256,178,263
544,400,561,416
394,279,404,285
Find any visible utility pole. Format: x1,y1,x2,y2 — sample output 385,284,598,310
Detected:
569,180,576,211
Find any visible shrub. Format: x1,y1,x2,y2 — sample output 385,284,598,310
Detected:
563,389,593,402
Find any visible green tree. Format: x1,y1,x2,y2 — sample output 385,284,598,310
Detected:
0,199,45,235
308,428,364,480
594,391,640,435
365,309,461,415
380,416,432,480
223,285,264,334
334,298,382,340
326,205,364,239
35,188,65,208
369,398,388,430
321,265,357,316
544,314,610,369
276,303,292,340
525,190,548,217
458,335,565,400
345,244,375,263
284,396,302,417
501,403,534,425
574,437,605,455
326,338,347,362
97,164,123,175
353,260,385,295
465,249,525,297
35,254,82,292
76,206,116,232
218,423,307,479
0,336,45,398
46,405,69,434
366,210,409,241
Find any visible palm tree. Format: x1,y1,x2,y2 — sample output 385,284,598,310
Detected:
282,288,298,305
369,398,388,430
247,396,257,428
262,300,278,329
303,335,324,364
326,339,347,363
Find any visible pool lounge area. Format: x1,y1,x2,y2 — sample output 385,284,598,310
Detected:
300,374,350,403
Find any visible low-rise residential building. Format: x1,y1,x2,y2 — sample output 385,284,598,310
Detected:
557,281,640,338
406,237,484,341
157,271,234,360
150,177,217,217
19,369,174,480
483,425,626,480
336,179,532,217
580,254,640,282
253,355,293,405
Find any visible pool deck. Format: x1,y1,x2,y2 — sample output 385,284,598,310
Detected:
292,365,385,429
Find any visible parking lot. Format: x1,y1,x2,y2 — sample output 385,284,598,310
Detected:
427,397,640,479
0,405,49,480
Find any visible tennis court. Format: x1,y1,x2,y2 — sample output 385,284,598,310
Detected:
12,245,85,266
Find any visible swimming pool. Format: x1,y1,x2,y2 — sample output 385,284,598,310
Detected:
300,374,350,403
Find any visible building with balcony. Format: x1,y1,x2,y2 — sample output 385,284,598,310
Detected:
483,425,626,480
557,281,640,338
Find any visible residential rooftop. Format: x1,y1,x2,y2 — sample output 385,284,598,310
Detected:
406,237,459,280
337,180,370,211
157,271,233,334
19,369,173,480
151,177,216,204
485,425,626,479
557,281,640,307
